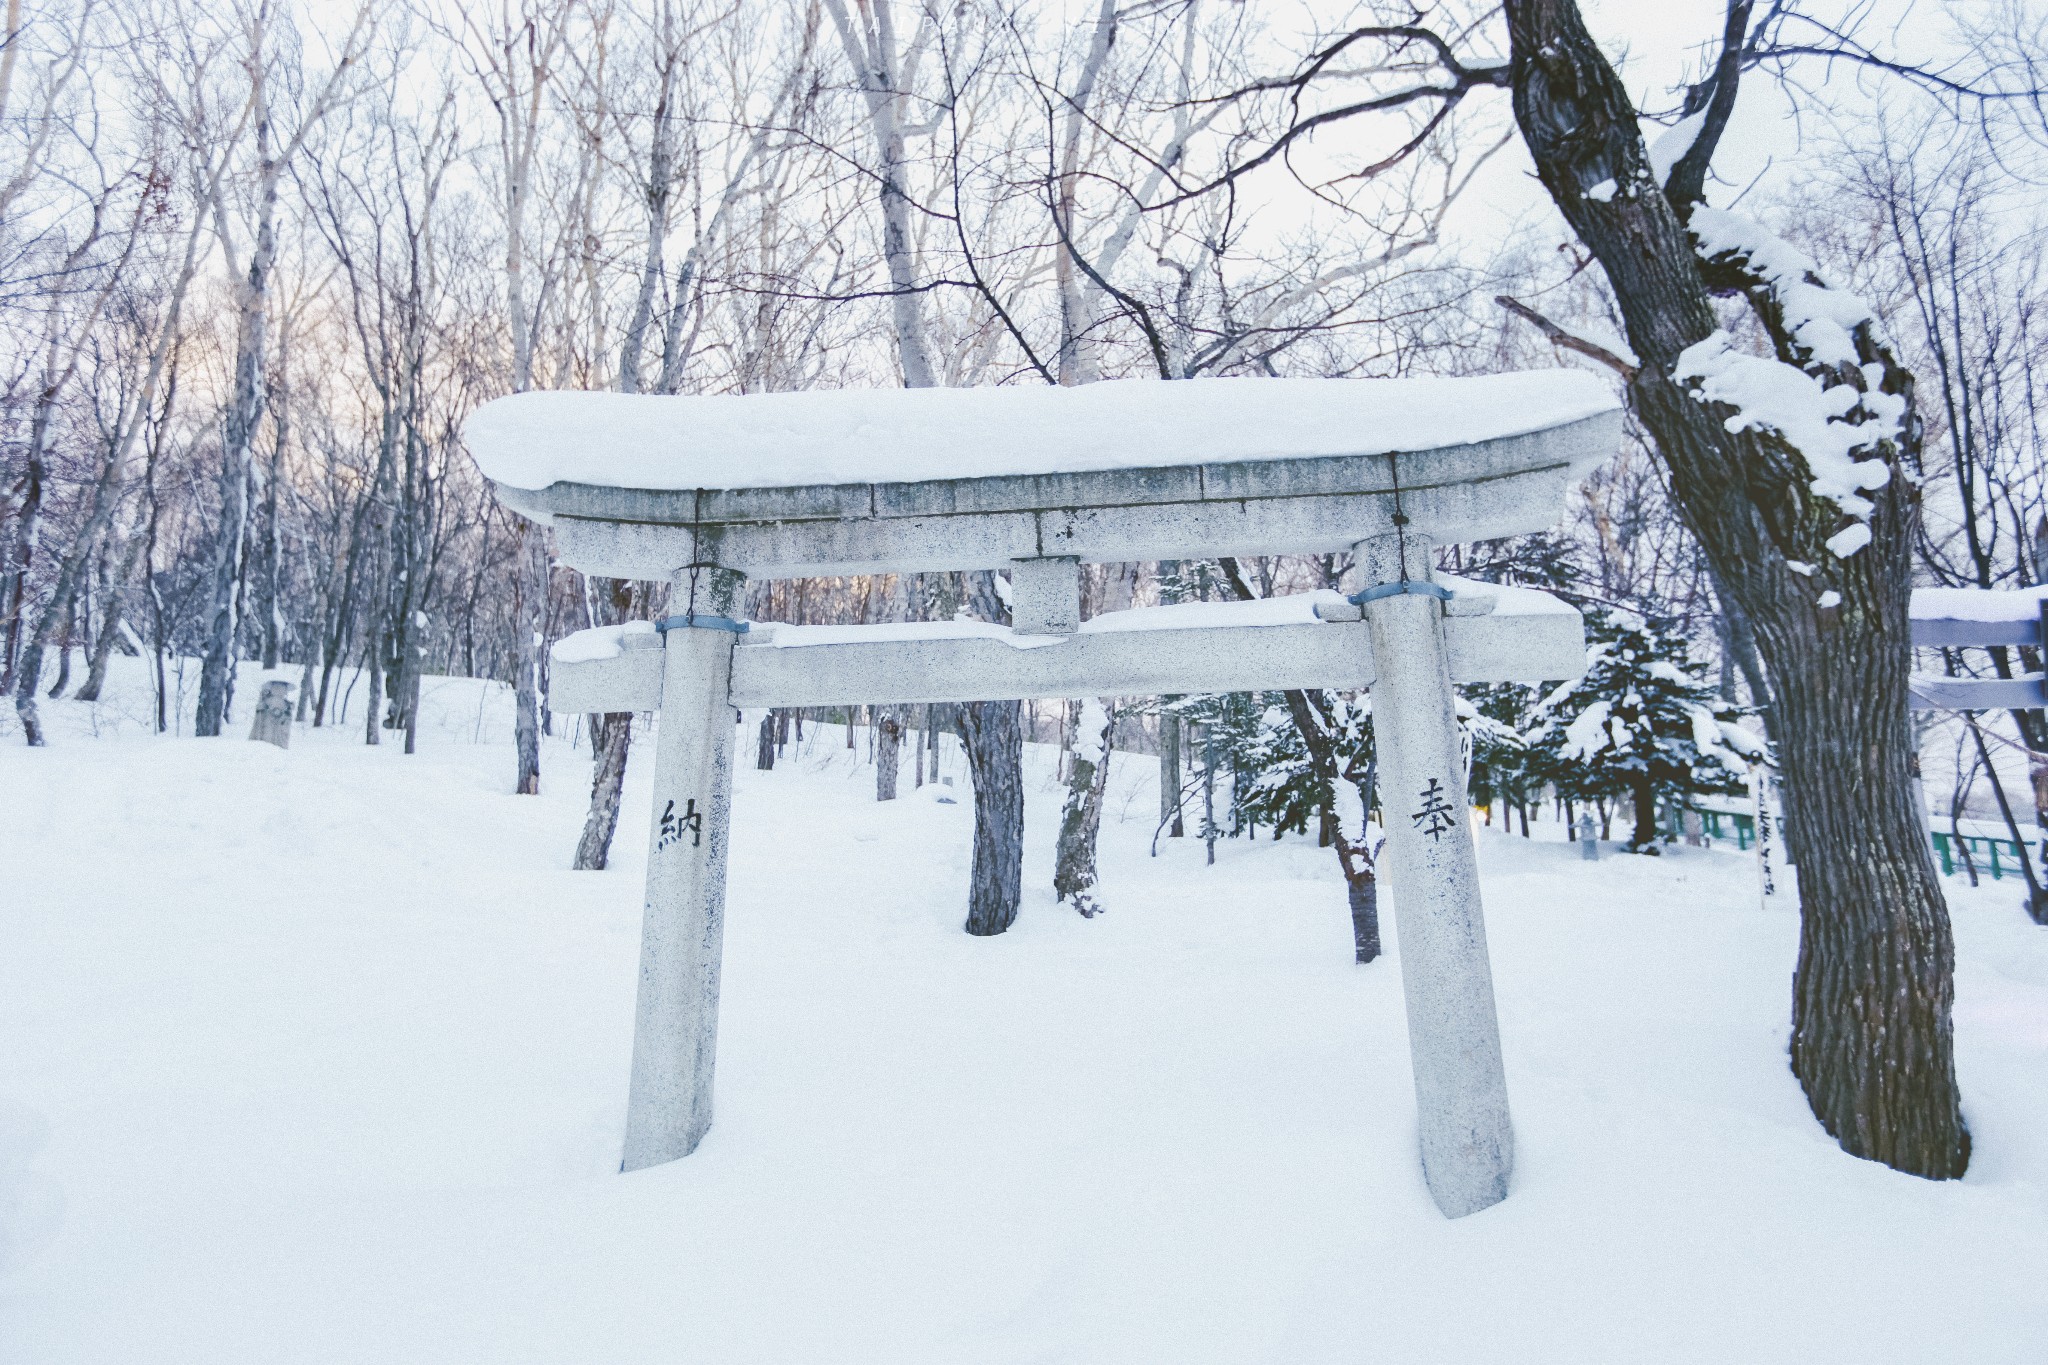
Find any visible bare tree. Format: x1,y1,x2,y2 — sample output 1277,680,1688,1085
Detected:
455,0,575,794
191,0,369,737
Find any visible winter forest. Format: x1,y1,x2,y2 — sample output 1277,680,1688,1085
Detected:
4,0,2048,1359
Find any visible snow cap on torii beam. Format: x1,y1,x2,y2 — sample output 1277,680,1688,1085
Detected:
462,373,1621,581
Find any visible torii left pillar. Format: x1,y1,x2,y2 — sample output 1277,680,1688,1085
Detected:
621,564,747,1171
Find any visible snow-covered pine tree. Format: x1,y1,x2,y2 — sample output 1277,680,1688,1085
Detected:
1236,693,1371,843
1526,612,1757,853
1165,689,1263,836
1229,688,1383,962
1458,686,1534,834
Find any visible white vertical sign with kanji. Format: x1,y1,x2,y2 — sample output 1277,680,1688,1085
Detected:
1751,767,1784,909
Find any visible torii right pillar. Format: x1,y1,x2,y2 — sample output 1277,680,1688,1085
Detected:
1356,528,1514,1217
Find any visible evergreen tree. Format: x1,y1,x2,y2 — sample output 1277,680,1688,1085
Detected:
1165,690,1263,838
1459,685,1535,833
1526,612,1758,852
1237,693,1374,841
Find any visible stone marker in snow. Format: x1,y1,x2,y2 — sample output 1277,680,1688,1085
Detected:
466,371,1621,1219
248,680,292,749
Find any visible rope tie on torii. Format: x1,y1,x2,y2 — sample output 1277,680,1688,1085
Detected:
1349,455,1450,605
658,490,751,634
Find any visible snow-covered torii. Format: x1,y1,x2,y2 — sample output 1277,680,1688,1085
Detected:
465,372,1621,1219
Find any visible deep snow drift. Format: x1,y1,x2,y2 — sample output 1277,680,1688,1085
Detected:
1,660,2044,1363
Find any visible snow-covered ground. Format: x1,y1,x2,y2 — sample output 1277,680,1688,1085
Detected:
2,659,2045,1362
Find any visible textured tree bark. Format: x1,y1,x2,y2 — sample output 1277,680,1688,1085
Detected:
574,712,634,871
875,707,901,800
361,634,382,749
824,0,936,389
1347,874,1381,964
955,571,1026,932
1054,700,1113,916
756,712,777,771
1504,0,1968,1177
1158,709,1184,837
258,345,289,672
511,523,543,795
571,578,650,867
958,697,1024,936
1629,774,1659,853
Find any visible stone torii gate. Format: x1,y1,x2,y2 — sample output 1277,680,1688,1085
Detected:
466,374,1621,1218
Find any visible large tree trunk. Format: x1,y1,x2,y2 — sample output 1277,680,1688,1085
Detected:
1629,773,1659,853
1054,699,1114,916
1505,0,1968,1177
257,344,289,672
957,572,1025,932
45,598,71,697
958,696,1023,936
1347,871,1381,964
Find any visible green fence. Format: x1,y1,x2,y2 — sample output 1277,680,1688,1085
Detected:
1931,830,2028,881
1666,807,1756,850
1669,806,2033,879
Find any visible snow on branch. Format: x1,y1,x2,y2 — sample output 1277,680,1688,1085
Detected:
1673,207,1907,559
1646,111,1707,189
1689,208,1877,368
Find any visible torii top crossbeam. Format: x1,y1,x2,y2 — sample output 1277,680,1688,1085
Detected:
466,372,1620,580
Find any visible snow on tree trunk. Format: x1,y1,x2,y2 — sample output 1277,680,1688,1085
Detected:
1054,698,1114,916
875,707,901,801
198,68,293,739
